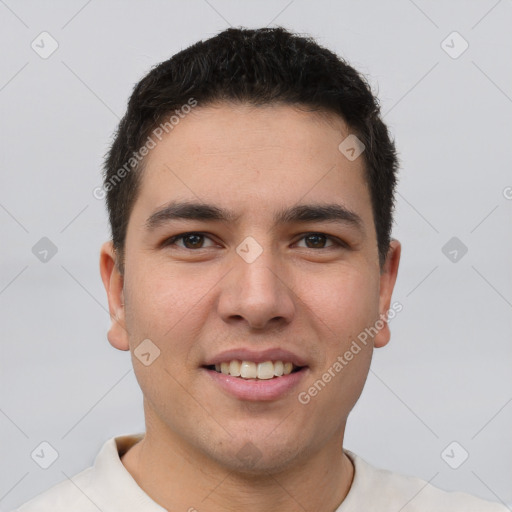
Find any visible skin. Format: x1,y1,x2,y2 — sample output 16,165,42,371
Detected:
100,102,401,512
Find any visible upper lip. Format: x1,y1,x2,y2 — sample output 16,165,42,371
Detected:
203,348,308,367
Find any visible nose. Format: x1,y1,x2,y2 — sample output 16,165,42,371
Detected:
217,245,296,330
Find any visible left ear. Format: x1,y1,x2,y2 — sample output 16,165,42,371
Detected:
373,239,401,348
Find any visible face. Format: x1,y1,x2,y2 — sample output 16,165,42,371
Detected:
100,102,400,473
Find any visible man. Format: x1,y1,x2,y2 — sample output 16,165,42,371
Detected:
14,27,506,511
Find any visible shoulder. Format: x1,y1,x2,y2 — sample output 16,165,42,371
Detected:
342,450,508,512
11,467,98,512
11,434,150,512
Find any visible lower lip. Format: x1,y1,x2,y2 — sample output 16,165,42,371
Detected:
204,368,308,401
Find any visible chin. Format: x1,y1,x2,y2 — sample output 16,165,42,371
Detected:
207,436,306,475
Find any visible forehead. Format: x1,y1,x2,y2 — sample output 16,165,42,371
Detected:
132,103,373,229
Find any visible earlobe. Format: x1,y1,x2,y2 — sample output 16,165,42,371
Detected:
99,241,130,351
374,239,401,349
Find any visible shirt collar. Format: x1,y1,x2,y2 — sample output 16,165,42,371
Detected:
91,433,167,511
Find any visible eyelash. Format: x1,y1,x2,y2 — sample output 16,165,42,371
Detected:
162,232,348,250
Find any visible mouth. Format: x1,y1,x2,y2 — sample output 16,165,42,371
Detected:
202,356,308,401
203,360,305,380
202,348,309,401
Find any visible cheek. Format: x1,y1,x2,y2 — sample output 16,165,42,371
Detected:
297,264,380,338
121,265,210,391
295,272,376,437
295,265,379,408
123,260,211,337
122,266,201,412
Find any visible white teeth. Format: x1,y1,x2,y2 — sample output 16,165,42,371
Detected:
211,359,300,379
257,361,274,380
229,360,241,377
240,361,257,378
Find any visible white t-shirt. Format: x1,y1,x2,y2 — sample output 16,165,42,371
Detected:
12,433,507,512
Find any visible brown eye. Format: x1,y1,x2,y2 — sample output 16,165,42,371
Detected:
296,233,337,249
181,234,205,249
163,232,217,249
306,234,327,248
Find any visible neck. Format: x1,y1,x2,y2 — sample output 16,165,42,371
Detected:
121,425,354,512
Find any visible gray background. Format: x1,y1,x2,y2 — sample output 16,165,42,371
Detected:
1,0,511,509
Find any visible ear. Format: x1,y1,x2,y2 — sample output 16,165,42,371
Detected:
99,241,129,351
373,239,401,349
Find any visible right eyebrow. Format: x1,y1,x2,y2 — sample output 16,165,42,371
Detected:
145,201,241,231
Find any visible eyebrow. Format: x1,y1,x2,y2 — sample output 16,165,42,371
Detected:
145,200,365,234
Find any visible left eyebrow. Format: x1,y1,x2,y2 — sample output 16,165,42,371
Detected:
145,200,365,235
274,203,365,235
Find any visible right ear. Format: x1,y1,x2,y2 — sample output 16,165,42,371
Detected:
99,241,129,351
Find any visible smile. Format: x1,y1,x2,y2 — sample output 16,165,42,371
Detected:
207,360,302,380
